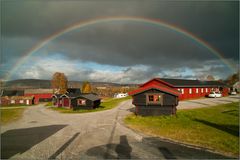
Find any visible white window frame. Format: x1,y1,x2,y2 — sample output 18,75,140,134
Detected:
189,88,192,94
196,88,198,93
181,89,184,94
77,99,86,105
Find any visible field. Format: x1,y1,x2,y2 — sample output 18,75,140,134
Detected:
1,108,25,125
125,102,239,157
48,96,131,113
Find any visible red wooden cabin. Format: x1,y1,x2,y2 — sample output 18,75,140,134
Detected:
138,78,228,101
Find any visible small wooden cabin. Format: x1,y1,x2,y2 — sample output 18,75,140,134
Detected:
52,88,101,110
129,84,180,116
71,94,101,110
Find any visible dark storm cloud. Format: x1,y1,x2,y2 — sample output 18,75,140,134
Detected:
1,1,238,81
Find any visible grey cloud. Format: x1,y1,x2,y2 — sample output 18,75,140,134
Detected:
1,1,238,81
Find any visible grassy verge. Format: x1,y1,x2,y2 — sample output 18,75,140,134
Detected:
45,101,53,106
125,102,239,157
1,104,31,108
1,108,25,125
49,96,131,113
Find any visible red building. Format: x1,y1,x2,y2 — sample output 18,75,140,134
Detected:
138,78,228,101
24,89,53,104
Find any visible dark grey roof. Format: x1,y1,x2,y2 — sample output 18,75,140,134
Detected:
0,90,24,97
77,94,100,101
60,93,100,101
66,88,81,94
159,78,226,87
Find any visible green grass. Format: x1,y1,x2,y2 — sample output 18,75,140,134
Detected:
1,108,25,125
125,102,239,157
45,101,53,106
49,96,131,113
1,104,31,107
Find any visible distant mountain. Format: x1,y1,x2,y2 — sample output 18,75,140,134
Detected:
1,79,137,89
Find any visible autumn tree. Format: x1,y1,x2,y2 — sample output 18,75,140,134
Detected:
206,75,215,81
226,72,239,85
51,72,68,94
82,81,92,93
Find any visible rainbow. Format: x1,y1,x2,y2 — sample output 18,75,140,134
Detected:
5,16,235,80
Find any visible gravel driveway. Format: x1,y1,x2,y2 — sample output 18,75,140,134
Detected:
1,97,237,159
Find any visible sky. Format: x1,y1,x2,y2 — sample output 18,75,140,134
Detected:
0,0,239,84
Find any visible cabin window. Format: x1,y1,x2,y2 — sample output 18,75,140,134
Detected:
77,99,86,105
20,100,24,104
201,88,203,93
189,88,192,94
196,88,198,93
181,89,184,94
146,93,163,105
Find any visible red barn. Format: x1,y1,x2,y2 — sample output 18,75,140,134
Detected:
24,89,53,104
138,78,228,101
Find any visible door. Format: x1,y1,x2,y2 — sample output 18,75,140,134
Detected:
63,98,70,107
26,100,29,105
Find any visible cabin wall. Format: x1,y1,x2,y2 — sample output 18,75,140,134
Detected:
132,89,177,116
136,105,176,116
71,98,93,110
177,87,228,100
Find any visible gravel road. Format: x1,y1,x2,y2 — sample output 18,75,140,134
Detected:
1,97,237,159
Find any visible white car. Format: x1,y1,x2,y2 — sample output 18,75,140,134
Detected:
208,92,222,98
230,91,237,95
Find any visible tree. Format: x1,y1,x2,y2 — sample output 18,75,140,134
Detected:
51,72,68,94
226,72,239,85
206,75,215,81
82,81,92,93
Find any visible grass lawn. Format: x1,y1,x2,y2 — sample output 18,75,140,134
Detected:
49,96,131,113
1,108,25,125
125,102,239,157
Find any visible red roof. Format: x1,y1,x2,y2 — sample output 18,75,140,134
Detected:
128,84,181,96
139,78,174,88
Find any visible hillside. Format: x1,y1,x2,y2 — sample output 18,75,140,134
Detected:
0,79,136,89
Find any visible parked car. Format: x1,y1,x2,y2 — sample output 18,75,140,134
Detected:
208,91,222,98
230,91,237,95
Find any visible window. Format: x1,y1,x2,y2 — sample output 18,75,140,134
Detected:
77,99,86,105
146,94,163,104
148,95,154,101
11,100,15,104
20,100,24,104
196,88,198,93
181,89,184,94
189,88,192,94
206,88,208,92
201,88,203,93
178,89,181,92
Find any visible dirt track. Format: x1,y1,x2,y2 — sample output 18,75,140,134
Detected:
1,97,237,159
